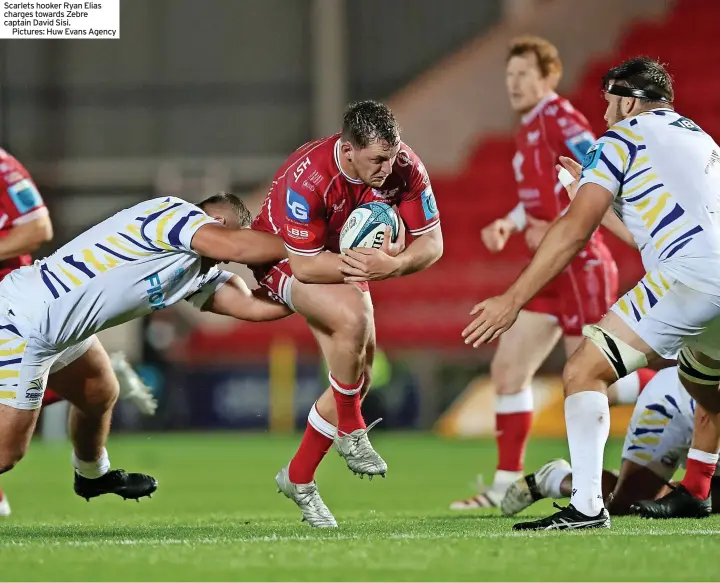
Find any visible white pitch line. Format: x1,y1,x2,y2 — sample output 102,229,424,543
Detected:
1,528,720,548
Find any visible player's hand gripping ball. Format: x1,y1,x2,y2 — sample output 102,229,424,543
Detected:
339,202,405,282
339,202,400,252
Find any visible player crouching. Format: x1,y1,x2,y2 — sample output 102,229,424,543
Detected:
0,192,290,506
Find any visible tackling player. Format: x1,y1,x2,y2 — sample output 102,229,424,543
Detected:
252,100,442,527
0,148,156,517
464,57,720,530
451,37,655,510
0,192,290,504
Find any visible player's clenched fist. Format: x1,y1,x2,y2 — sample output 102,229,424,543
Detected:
481,217,515,253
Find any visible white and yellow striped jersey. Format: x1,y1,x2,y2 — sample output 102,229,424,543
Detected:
579,108,720,295
0,196,231,348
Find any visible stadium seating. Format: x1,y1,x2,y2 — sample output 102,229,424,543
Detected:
184,0,719,357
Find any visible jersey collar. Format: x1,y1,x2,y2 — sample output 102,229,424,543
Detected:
334,139,364,184
521,92,558,125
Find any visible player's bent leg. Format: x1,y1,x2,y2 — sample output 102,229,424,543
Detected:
607,460,669,516
316,318,377,427
633,405,715,519
0,405,40,475
567,336,658,408
49,338,157,502
291,280,386,478
514,312,658,531
311,322,386,479
451,310,562,510
634,350,720,518
0,405,39,518
275,280,378,524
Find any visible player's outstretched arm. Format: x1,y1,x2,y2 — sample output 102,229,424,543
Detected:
199,275,292,321
191,224,287,266
0,212,53,260
463,183,612,346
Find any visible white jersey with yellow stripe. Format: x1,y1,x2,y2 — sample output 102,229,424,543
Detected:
0,196,231,348
579,108,720,295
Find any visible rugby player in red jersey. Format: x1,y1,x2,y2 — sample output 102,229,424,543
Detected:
252,100,443,526
450,37,655,510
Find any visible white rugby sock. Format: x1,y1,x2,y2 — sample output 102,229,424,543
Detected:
73,448,110,479
492,469,523,492
545,465,572,499
609,371,640,405
565,391,609,516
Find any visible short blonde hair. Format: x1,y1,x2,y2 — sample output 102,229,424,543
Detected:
507,36,563,82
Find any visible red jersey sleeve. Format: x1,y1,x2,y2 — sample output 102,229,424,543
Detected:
397,150,440,236
280,157,327,256
548,101,596,163
0,151,47,226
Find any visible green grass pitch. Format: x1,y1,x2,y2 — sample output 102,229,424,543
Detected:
1,432,719,581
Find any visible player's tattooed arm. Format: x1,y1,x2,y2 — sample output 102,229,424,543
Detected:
191,225,287,266
0,212,53,260
199,275,292,321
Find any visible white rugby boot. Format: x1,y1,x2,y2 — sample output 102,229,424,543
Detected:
0,491,10,517
450,474,506,510
333,419,387,478
275,466,337,528
110,352,158,416
501,458,571,516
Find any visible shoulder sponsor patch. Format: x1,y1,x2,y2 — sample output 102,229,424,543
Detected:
566,131,595,162
670,116,703,133
421,188,438,220
8,179,43,214
286,188,310,223
582,143,604,171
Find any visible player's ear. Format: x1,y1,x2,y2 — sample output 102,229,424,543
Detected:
212,215,227,226
340,141,354,160
622,97,635,117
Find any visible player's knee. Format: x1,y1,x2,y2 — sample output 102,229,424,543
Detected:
0,446,26,475
490,356,527,395
562,353,599,396
337,304,372,350
78,374,119,416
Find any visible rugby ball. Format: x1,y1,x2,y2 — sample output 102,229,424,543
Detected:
339,202,399,253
